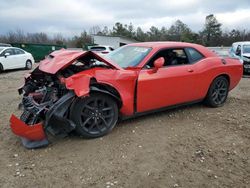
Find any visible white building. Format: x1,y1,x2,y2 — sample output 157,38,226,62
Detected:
92,35,138,49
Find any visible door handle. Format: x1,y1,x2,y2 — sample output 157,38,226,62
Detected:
187,69,194,72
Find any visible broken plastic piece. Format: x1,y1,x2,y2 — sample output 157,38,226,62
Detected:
9,114,46,141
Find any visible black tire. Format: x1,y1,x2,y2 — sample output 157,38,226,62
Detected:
0,63,3,73
70,93,118,138
25,60,32,70
204,76,229,107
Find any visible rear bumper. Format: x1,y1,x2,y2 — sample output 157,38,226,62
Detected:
9,114,46,141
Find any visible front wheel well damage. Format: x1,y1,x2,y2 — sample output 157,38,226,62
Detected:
89,83,122,109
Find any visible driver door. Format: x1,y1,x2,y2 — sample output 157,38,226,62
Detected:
136,48,199,113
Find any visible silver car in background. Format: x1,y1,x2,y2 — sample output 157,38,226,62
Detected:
229,41,250,74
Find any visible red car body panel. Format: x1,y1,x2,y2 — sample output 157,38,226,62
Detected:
137,57,242,112
9,42,243,146
64,68,138,115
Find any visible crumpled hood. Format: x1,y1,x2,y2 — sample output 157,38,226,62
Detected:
39,49,122,74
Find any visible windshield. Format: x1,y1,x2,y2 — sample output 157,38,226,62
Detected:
243,45,250,54
105,46,151,68
0,47,5,53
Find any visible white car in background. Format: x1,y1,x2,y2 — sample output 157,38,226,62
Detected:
229,41,250,74
89,45,114,55
0,47,34,72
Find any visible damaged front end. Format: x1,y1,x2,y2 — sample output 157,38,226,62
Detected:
10,68,76,148
9,50,133,149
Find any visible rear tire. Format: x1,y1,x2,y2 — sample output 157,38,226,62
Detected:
25,60,32,70
70,93,118,138
204,76,229,107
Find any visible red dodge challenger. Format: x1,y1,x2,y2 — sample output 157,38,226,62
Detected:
9,42,242,148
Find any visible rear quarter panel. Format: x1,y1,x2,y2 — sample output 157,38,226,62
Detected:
223,58,243,90
193,57,242,99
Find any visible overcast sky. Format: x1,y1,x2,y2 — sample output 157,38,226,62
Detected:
0,0,250,36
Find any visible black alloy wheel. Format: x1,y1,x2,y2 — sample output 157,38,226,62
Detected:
205,76,229,107
70,93,118,138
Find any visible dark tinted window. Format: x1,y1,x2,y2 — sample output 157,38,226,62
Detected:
14,49,25,55
186,48,204,63
146,48,189,68
109,47,114,51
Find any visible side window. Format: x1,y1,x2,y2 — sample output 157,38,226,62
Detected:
2,49,14,56
145,48,189,68
186,48,204,63
109,47,114,51
14,49,25,55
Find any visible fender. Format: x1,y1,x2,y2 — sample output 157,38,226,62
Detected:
90,85,122,108
64,75,122,108
63,75,92,97
63,68,138,116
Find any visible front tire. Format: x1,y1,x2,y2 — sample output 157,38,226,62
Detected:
25,60,32,70
0,63,3,73
204,76,229,107
70,93,118,138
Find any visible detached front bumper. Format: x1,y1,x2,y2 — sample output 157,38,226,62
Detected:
10,114,46,140
9,115,49,148
9,91,76,149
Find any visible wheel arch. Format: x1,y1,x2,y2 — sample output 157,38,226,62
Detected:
205,73,230,97
26,59,32,63
213,74,230,86
90,81,122,109
220,74,230,84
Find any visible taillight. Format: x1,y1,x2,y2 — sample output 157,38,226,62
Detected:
101,51,109,54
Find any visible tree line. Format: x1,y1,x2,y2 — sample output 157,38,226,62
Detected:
0,14,249,48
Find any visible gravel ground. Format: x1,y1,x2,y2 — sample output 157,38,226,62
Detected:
0,67,249,188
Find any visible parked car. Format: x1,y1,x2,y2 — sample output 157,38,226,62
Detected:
229,41,250,74
10,42,242,148
89,45,114,55
0,43,12,47
0,47,34,72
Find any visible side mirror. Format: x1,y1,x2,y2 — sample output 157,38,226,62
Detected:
236,45,241,56
153,57,165,72
235,49,241,56
4,53,10,58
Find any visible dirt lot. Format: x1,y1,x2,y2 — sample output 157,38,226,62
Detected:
0,67,249,188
